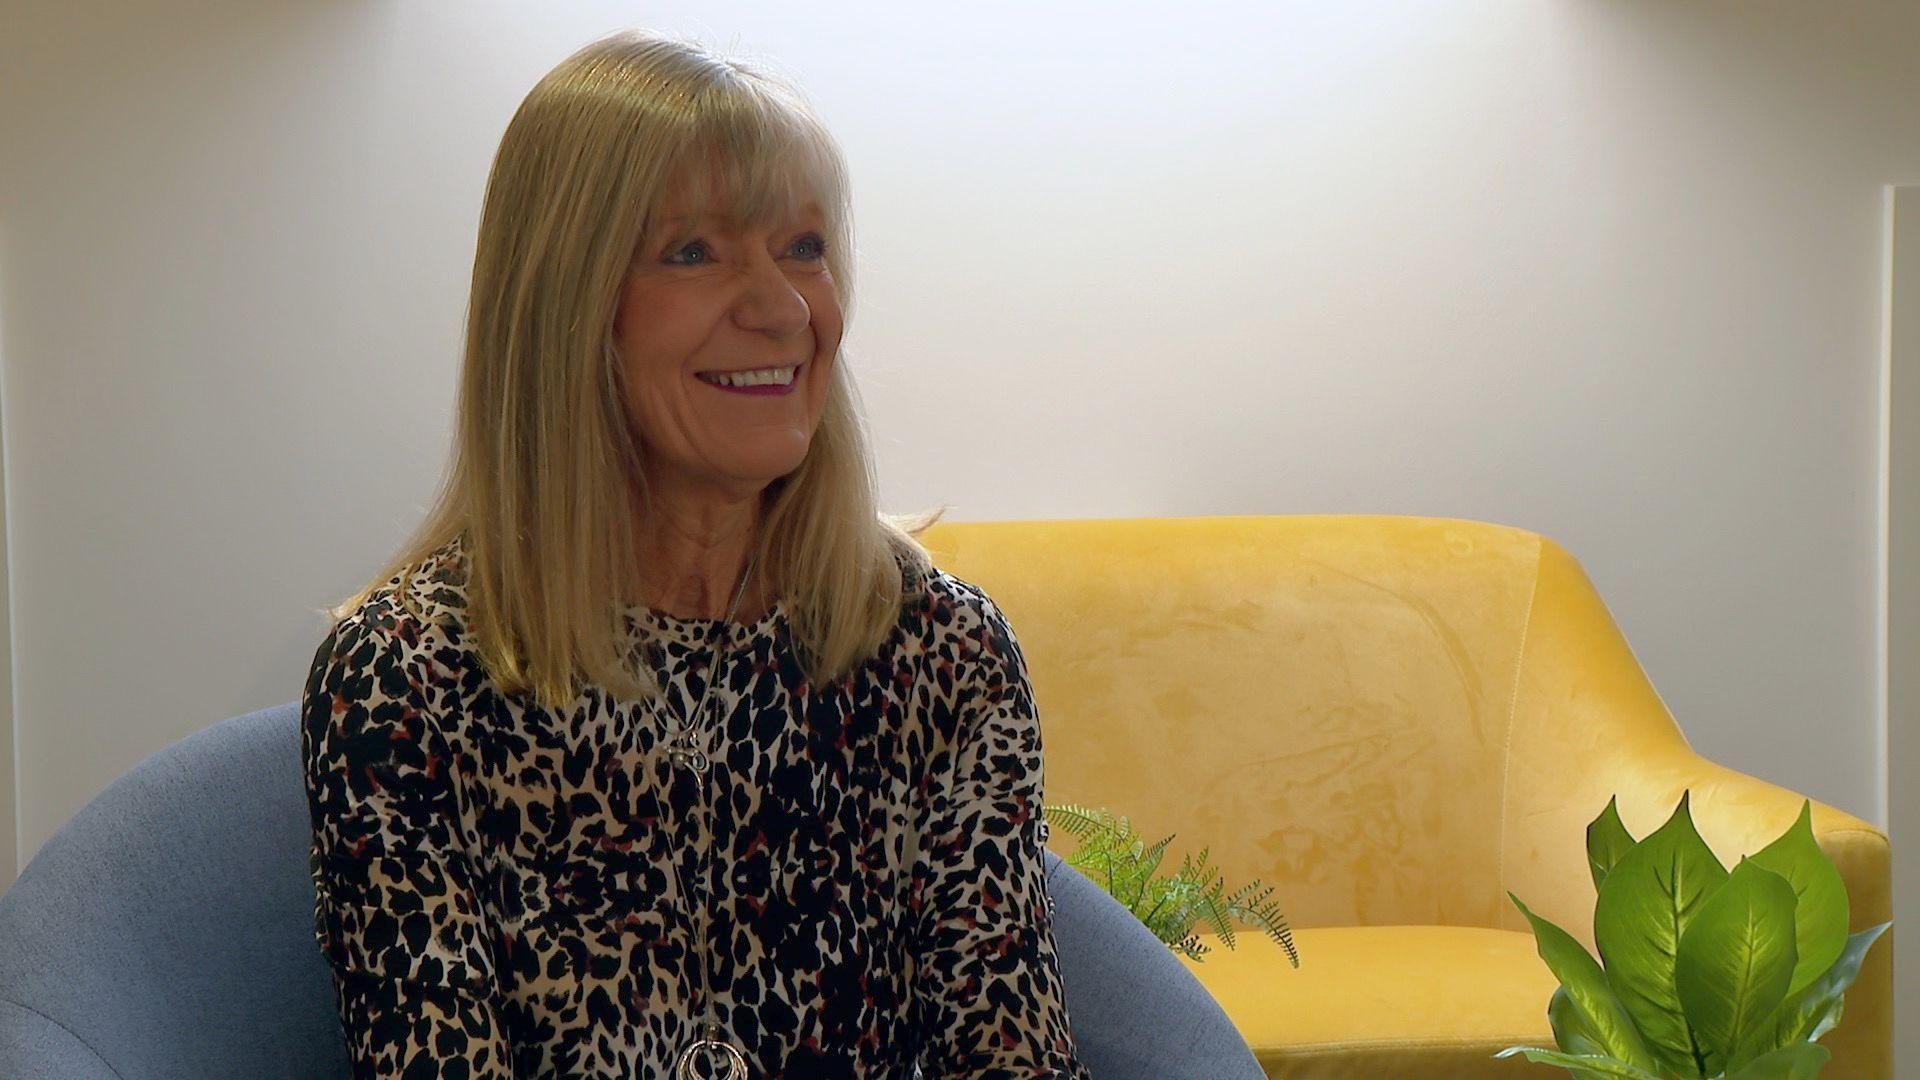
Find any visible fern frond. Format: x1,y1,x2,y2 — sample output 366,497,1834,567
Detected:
1043,802,1302,968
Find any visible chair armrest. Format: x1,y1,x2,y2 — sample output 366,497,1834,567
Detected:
0,998,123,1080
1496,537,1892,1077
1044,850,1266,1080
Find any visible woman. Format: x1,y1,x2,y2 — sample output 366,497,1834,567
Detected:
300,27,1091,1079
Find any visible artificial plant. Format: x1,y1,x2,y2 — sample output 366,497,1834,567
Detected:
1496,792,1891,1079
1042,802,1300,967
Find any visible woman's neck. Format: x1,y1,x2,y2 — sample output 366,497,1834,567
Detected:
629,490,773,622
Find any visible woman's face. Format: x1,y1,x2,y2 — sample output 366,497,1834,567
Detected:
613,181,841,502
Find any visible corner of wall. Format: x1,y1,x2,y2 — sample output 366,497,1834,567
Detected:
1882,181,1917,1080
0,218,17,893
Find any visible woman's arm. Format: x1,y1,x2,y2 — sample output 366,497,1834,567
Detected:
302,612,515,1079
908,589,1093,1080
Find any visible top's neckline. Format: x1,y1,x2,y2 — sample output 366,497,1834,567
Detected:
622,597,787,633
434,534,788,635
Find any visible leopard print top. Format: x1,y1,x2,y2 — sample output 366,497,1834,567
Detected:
301,534,1089,1078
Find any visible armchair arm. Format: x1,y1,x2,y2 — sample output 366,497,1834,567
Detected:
1497,537,1891,1078
0,998,123,1080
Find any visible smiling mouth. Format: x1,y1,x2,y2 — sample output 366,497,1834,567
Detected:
695,362,804,388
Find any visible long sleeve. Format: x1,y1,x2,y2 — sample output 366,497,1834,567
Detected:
908,591,1093,1079
302,612,515,1079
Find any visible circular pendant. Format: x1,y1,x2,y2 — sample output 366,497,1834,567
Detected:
669,745,710,772
672,1034,749,1079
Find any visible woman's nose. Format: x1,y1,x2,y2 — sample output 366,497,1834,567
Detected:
731,252,811,335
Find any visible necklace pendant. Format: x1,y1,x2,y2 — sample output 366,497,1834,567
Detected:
668,743,710,773
673,1024,749,1079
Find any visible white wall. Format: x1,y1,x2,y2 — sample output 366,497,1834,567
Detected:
0,0,1911,1057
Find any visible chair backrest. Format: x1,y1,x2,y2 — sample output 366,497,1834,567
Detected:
0,702,349,1079
920,513,1553,930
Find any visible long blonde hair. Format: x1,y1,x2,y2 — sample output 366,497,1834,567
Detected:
325,28,946,713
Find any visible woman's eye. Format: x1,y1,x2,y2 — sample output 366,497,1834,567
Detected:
790,233,830,261
664,240,710,266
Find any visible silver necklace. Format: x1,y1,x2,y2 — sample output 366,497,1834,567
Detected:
645,547,760,1080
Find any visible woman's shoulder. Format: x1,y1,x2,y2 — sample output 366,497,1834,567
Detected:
330,535,472,655
907,557,1022,655
309,537,476,732
899,560,1033,734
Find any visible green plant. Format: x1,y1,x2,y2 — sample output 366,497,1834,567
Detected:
1495,791,1891,1078
1041,802,1300,967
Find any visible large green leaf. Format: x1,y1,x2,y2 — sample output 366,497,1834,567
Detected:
1593,790,1728,1078
1547,985,1613,1080
1743,801,1847,998
1674,857,1798,1075
1760,920,1891,1049
1587,795,1639,894
1491,1047,1665,1078
1508,892,1662,1072
1548,984,1606,1056
1722,1042,1830,1079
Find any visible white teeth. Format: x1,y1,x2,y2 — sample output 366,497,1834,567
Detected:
701,365,797,388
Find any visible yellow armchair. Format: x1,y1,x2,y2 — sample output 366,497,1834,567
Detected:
918,514,1891,1078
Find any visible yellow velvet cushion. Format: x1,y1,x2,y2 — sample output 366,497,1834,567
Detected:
1178,925,1558,1077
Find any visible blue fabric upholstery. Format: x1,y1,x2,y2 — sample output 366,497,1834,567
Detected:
0,702,1262,1078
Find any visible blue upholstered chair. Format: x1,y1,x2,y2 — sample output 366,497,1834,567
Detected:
0,702,1262,1079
